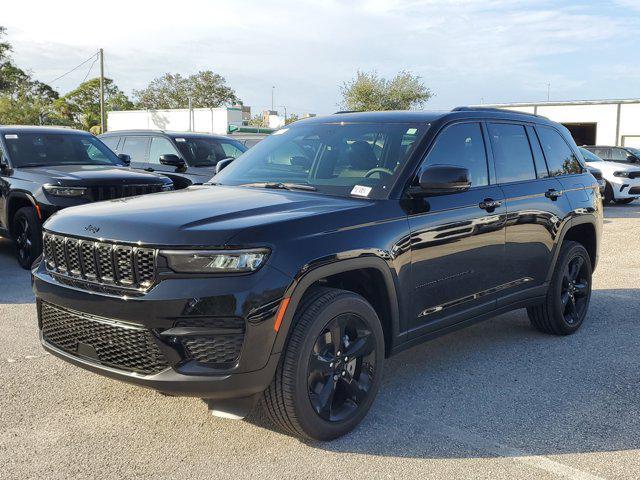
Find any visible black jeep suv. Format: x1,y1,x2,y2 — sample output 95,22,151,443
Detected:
33,109,602,440
0,126,173,268
99,130,248,189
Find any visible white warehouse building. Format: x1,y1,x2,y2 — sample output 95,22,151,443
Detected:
107,107,245,135
478,99,640,148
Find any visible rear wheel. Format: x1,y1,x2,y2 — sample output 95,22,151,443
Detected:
615,198,635,205
12,206,42,269
527,241,592,335
262,287,384,440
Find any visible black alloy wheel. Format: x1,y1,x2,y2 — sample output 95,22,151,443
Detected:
12,207,42,269
307,313,376,422
560,256,590,326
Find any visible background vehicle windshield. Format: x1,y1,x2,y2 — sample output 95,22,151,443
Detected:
627,147,640,157
213,122,428,198
174,137,247,167
579,147,603,162
5,133,125,168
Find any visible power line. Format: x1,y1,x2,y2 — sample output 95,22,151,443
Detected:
81,54,99,83
48,51,98,85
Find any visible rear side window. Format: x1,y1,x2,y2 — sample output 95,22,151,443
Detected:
591,147,609,159
423,122,489,188
488,123,536,183
101,136,120,151
537,127,582,176
120,136,149,162
610,148,631,162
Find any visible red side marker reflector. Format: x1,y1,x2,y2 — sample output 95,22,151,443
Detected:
35,204,42,220
274,297,291,332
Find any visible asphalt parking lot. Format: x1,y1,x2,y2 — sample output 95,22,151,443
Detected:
1,205,640,480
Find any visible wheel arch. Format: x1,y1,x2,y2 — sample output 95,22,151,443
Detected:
546,217,598,282
6,191,38,235
272,256,401,357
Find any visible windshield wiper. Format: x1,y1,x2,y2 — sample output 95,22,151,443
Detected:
240,182,317,192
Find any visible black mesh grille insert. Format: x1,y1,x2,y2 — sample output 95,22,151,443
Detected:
40,302,169,375
182,336,244,365
43,233,156,292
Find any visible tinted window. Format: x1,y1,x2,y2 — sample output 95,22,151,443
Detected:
120,136,149,162
149,137,181,165
579,147,603,162
219,140,246,159
101,136,120,151
610,148,630,162
422,123,488,187
174,137,247,167
537,127,582,175
4,133,124,168
591,147,609,159
488,123,536,183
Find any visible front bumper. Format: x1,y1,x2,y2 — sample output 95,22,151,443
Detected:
33,261,291,399
610,177,640,199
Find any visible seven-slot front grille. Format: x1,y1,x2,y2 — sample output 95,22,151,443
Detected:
88,184,166,201
43,232,157,291
40,302,169,375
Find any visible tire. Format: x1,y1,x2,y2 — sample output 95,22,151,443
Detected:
12,206,42,270
615,198,635,205
262,287,385,440
603,182,614,204
527,241,592,335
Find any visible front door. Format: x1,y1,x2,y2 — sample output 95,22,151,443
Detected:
120,136,150,171
407,122,506,336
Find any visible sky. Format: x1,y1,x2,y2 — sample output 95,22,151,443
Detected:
2,0,640,116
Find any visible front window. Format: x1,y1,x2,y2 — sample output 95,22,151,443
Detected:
4,133,125,168
213,122,428,199
174,137,247,167
579,147,602,162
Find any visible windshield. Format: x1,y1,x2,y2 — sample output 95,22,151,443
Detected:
174,137,247,167
4,132,125,168
213,122,428,199
579,147,602,162
627,147,640,157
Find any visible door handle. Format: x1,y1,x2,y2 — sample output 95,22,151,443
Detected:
479,198,502,211
144,167,155,172
545,189,563,200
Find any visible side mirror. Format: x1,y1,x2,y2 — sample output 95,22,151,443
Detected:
627,155,638,163
160,154,186,169
412,165,471,196
0,158,11,174
216,157,234,173
117,153,131,165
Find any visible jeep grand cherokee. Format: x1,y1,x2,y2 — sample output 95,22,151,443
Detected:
32,108,602,440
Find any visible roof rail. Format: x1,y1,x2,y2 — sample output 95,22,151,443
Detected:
334,110,360,114
451,106,547,119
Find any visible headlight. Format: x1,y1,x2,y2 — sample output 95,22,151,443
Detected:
161,183,174,191
162,249,269,273
613,171,629,178
43,185,87,197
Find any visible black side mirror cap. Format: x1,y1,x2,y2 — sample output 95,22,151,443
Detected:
117,153,131,165
410,165,471,197
215,157,234,174
627,155,638,163
0,158,12,174
160,154,186,169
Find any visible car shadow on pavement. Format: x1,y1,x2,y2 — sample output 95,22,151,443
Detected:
247,288,640,459
0,237,34,303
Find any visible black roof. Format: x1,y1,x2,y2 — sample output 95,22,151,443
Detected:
99,129,231,140
296,107,555,127
0,125,90,135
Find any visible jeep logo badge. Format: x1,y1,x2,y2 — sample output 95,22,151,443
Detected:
84,224,100,234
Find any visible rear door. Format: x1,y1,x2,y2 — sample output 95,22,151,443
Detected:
119,136,150,170
488,122,572,306
0,143,8,231
408,121,506,335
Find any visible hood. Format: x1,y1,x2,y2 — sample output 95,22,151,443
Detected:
44,185,367,246
20,164,170,185
585,161,640,174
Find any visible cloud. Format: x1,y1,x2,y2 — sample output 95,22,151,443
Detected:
2,0,638,114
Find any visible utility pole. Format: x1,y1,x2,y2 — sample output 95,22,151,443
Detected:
271,86,275,112
546,82,551,102
99,49,105,133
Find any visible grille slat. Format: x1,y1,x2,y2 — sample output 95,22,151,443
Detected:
41,302,169,375
44,233,156,292
89,184,164,201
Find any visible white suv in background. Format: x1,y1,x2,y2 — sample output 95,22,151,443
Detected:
579,147,640,204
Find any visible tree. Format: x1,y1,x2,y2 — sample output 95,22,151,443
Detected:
248,113,266,127
340,70,433,111
0,26,60,125
133,71,239,109
285,113,300,125
54,77,133,131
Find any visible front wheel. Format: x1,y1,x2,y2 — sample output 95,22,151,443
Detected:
527,241,592,335
12,206,42,269
262,287,385,440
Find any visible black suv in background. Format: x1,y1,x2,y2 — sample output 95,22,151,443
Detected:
0,126,173,268
99,131,248,189
34,109,601,440
583,145,640,165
